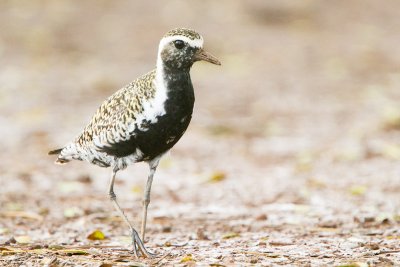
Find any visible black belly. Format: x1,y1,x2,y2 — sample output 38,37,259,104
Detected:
99,81,195,160
98,110,192,160
134,111,192,160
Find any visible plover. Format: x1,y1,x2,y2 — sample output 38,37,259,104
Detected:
49,28,221,257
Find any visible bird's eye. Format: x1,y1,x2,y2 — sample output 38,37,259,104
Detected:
173,40,185,49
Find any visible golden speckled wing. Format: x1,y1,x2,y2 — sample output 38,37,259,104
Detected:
76,69,157,152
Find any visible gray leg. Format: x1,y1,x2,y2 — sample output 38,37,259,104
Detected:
141,156,161,241
108,169,154,258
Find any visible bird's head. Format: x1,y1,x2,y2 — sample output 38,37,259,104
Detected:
157,28,221,71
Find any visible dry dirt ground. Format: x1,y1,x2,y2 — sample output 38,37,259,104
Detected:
1,1,400,266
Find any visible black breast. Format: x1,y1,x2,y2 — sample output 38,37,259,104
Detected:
100,71,195,160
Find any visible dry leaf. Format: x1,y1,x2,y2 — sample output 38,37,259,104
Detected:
295,152,314,172
48,245,64,250
337,263,368,267
207,171,226,183
269,238,294,246
63,207,84,218
196,227,208,240
222,232,240,239
87,230,106,240
306,178,326,189
159,157,173,168
15,235,32,244
131,185,142,194
365,243,379,250
208,125,235,136
76,175,92,184
180,254,194,263
0,228,10,234
255,214,268,221
385,236,400,240
4,202,23,211
41,257,58,266
58,181,82,193
0,211,43,221
381,144,400,160
349,185,367,196
0,247,24,255
59,249,89,255
382,106,400,130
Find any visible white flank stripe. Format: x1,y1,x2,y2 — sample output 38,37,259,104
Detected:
128,74,168,134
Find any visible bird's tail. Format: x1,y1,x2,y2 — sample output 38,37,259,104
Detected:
48,147,70,164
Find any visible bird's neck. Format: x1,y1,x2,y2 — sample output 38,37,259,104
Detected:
155,58,195,114
155,59,192,92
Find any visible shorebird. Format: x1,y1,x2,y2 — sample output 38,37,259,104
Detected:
49,28,220,257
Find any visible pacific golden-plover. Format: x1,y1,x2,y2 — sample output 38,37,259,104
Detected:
49,28,220,257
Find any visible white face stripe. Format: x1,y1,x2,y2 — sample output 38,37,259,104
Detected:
156,35,203,97
158,35,204,52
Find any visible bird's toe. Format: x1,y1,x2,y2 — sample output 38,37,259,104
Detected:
131,230,156,258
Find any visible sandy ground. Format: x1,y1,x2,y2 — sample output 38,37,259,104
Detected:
1,1,400,266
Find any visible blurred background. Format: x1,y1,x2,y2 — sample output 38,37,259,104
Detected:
1,0,400,265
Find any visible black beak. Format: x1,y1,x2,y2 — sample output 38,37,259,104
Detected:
194,49,221,65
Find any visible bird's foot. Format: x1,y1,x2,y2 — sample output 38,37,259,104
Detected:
130,229,156,258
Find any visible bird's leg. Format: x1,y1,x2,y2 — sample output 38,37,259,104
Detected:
108,169,155,258
141,157,160,241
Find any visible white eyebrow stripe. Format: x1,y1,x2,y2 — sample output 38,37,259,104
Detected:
158,35,204,51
